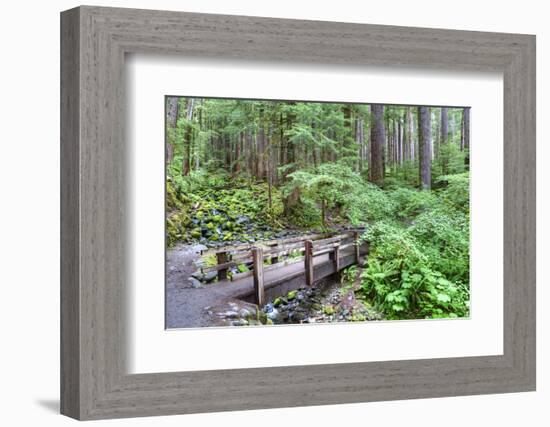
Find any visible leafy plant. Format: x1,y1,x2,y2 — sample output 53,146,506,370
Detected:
357,184,470,319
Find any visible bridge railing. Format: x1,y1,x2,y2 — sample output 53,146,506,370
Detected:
198,228,365,305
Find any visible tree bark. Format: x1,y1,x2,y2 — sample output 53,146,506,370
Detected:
397,118,403,166
234,132,242,175
356,118,364,172
463,107,471,169
460,111,465,151
256,108,266,180
182,98,195,176
166,97,179,165
418,106,432,190
369,104,385,186
440,107,448,145
405,107,413,162
464,108,471,150
342,105,351,156
440,107,448,174
167,96,179,128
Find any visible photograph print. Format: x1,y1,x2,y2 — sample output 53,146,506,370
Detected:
165,96,471,329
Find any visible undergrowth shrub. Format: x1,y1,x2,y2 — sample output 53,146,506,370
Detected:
357,173,470,319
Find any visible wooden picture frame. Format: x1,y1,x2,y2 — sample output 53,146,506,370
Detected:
60,5,536,420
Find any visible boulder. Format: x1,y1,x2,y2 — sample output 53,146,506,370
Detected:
188,277,203,289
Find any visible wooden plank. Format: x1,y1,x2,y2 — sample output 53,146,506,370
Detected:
230,253,254,264
313,248,336,257
314,242,345,253
304,240,314,286
201,232,331,256
216,252,228,281
264,241,305,255
231,242,304,263
230,270,254,282
263,256,305,272
252,247,265,306
334,245,341,272
312,233,353,247
339,242,354,251
269,243,279,265
264,247,305,259
353,231,360,262
201,260,239,273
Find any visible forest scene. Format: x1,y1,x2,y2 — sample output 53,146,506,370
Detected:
165,96,471,329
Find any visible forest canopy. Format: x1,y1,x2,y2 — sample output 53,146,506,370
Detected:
166,97,471,320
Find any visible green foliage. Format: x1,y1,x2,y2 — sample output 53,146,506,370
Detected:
387,187,438,218
436,141,467,176
346,184,396,224
357,173,470,319
340,265,358,285
284,198,323,228
283,163,396,226
435,172,470,213
409,207,469,284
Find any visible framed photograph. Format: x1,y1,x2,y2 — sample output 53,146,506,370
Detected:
61,6,536,420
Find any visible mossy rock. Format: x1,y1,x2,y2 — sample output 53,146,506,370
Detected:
323,305,335,315
287,290,298,300
257,311,268,324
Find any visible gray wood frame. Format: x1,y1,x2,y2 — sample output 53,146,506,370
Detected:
61,5,536,420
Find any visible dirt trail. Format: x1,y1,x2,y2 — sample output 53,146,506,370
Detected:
165,243,269,328
165,243,213,328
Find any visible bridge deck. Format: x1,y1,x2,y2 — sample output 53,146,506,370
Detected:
201,245,362,304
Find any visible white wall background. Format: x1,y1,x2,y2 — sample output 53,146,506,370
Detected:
0,0,546,425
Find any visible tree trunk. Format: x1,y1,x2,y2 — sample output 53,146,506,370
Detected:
418,106,432,190
460,110,465,151
356,118,364,172
167,97,179,128
463,107,470,169
397,119,403,166
182,98,195,176
343,104,352,156
234,132,242,175
440,107,448,144
440,107,448,174
387,120,393,170
267,154,273,210
256,108,266,180
195,100,202,171
369,104,385,186
166,97,179,165
405,107,413,162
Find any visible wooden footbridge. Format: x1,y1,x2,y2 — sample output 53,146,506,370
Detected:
199,229,367,306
